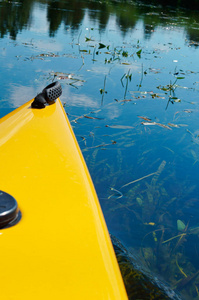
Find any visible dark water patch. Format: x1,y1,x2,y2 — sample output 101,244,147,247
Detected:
111,235,182,300
136,0,199,11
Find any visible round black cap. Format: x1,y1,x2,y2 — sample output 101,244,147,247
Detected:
0,191,18,228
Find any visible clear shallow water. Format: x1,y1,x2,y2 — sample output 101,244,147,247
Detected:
1,0,199,298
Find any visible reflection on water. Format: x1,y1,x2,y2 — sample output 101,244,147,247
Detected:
1,0,199,45
1,0,199,299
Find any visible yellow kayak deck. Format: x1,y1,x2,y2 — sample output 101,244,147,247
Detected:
0,97,127,299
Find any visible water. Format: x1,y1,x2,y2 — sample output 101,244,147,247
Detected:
1,0,199,298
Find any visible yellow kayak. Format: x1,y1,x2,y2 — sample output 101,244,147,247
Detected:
0,82,127,299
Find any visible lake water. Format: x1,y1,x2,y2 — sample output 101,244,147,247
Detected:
1,0,199,298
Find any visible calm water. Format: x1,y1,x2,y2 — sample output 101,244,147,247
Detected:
1,0,199,298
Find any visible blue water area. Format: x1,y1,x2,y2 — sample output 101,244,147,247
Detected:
1,0,199,298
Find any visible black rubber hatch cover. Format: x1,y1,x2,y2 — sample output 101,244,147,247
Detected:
0,191,18,228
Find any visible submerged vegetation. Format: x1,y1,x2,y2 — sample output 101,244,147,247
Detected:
65,31,199,297
46,31,199,296
82,128,199,299
112,235,182,300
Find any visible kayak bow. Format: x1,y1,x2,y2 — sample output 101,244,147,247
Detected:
0,82,127,299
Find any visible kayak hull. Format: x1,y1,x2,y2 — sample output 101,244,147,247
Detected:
0,98,127,299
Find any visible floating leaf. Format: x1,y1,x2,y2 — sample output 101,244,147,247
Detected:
105,125,134,129
138,116,152,121
168,123,180,128
151,93,165,99
37,53,59,58
136,49,142,58
115,99,132,103
142,121,172,130
84,115,103,120
122,51,128,57
141,122,156,126
85,37,92,42
98,43,106,49
177,219,186,231
156,123,172,130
